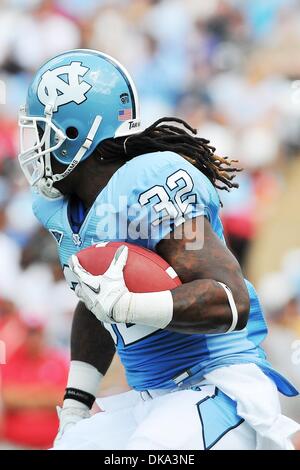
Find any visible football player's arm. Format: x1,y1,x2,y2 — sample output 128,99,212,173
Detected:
156,216,250,334
69,218,249,336
112,216,249,334
54,301,115,446
71,300,115,373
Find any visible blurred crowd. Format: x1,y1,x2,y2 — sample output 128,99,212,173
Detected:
0,0,300,448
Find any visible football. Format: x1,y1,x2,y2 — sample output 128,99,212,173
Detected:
76,241,182,292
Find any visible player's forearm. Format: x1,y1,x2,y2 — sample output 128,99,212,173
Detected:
64,301,115,409
113,278,249,334
170,278,249,334
52,302,116,444
71,301,115,375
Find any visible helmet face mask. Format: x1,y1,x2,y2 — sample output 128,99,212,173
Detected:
19,105,66,190
18,49,141,199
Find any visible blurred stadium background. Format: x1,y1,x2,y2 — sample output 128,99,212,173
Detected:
0,0,300,449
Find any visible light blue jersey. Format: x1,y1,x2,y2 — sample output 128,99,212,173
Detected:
32,151,297,395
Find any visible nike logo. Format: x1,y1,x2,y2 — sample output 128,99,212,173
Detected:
83,282,100,294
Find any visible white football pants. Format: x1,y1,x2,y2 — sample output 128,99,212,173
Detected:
53,364,299,450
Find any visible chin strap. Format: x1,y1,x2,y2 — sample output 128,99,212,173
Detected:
36,177,64,199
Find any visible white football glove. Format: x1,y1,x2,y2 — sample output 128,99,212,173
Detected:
69,245,129,323
53,405,90,447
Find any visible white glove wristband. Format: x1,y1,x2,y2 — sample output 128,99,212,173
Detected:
54,361,103,447
112,290,173,329
64,360,103,410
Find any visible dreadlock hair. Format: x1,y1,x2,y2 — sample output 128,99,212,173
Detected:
95,117,241,192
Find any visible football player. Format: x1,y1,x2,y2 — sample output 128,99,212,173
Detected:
18,49,299,450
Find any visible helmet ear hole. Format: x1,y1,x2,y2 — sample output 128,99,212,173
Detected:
66,127,79,139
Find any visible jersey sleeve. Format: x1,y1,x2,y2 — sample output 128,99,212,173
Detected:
121,151,220,251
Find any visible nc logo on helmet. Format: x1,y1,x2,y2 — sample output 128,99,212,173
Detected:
37,62,92,112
